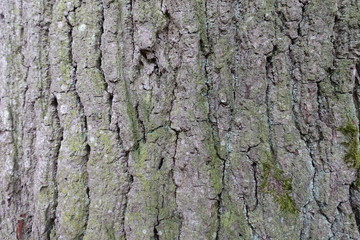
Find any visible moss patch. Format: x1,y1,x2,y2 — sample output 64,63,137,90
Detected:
339,121,360,169
261,151,298,214
348,7,360,27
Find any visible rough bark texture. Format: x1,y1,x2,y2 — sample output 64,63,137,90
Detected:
1,0,360,239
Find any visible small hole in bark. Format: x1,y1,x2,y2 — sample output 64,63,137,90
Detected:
85,144,90,153
86,187,90,197
158,157,164,169
140,49,150,58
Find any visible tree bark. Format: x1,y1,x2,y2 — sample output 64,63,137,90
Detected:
1,0,360,239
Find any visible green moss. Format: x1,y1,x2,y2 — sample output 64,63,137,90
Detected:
348,8,360,27
209,164,223,195
124,81,141,145
194,0,209,52
189,65,224,196
88,68,106,93
133,143,148,179
339,121,360,169
137,1,167,30
138,92,153,129
67,134,87,153
218,194,253,239
335,60,352,77
215,38,235,72
353,178,360,189
264,0,275,12
261,151,298,214
203,126,224,195
275,194,298,214
96,130,114,155
56,25,74,89
332,59,354,93
56,171,89,237
127,129,181,239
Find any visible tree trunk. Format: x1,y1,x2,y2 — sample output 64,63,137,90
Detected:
1,0,360,239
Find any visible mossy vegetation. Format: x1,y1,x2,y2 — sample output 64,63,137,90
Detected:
127,128,181,240
348,8,360,27
194,0,209,52
219,196,253,239
137,0,167,31
353,178,360,189
339,121,360,169
124,81,141,146
261,151,298,214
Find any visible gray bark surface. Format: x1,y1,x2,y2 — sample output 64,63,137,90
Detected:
1,0,360,239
